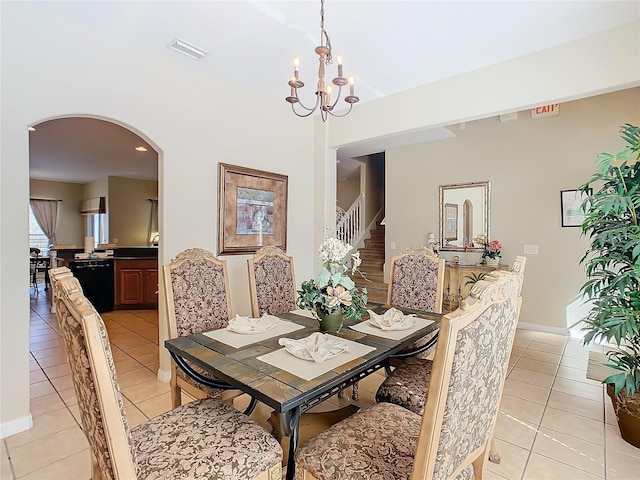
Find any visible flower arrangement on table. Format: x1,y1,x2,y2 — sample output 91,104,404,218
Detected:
296,238,368,324
483,240,502,260
473,234,503,264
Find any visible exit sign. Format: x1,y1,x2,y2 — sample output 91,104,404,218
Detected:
531,104,560,118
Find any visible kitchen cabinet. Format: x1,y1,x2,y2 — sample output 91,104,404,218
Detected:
114,259,158,308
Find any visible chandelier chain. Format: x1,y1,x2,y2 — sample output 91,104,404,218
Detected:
320,0,332,65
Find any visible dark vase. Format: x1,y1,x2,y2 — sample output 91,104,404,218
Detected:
316,308,344,332
606,384,640,448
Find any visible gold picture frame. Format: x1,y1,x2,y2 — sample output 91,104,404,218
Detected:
218,163,288,255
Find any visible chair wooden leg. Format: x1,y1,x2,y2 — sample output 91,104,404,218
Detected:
488,437,501,464
170,373,181,408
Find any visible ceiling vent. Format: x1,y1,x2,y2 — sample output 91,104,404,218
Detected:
166,37,209,60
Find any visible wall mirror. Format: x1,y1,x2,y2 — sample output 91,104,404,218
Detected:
439,181,490,252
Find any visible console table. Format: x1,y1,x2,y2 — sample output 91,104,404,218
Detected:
443,262,507,311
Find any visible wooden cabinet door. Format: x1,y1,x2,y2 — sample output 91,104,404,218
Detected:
118,268,144,305
143,269,158,304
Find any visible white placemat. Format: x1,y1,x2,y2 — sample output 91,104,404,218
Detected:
257,335,376,381
350,317,435,341
203,319,305,349
289,309,317,319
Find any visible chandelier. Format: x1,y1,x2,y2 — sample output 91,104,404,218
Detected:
286,0,359,121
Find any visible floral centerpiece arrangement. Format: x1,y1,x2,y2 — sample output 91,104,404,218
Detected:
297,237,368,331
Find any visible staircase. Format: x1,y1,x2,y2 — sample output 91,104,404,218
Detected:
352,223,388,304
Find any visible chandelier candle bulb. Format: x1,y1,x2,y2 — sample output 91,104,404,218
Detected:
337,55,343,77
349,76,355,96
326,86,332,105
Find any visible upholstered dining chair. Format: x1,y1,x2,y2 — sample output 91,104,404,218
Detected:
53,274,282,480
247,245,297,317
376,256,527,464
163,247,239,408
294,270,523,480
387,246,445,359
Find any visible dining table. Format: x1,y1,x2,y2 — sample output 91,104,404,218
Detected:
164,305,442,480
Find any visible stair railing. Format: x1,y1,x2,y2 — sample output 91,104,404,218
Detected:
336,193,365,247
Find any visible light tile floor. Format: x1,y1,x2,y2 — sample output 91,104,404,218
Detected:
2,282,639,479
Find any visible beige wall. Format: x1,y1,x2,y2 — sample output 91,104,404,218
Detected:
107,176,157,246
385,88,640,330
363,154,385,228
83,177,108,199
29,179,84,245
337,177,360,211
1,1,314,436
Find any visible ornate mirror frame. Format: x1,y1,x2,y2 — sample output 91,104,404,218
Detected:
439,181,490,252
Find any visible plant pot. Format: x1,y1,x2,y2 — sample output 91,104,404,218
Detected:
485,257,500,267
316,309,344,332
606,384,640,448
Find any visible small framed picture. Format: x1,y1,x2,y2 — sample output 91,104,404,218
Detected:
561,189,590,227
218,163,288,254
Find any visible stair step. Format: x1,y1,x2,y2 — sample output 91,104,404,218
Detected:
360,252,383,259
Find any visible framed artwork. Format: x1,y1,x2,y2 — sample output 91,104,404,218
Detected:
561,189,590,227
218,163,288,255
444,203,458,241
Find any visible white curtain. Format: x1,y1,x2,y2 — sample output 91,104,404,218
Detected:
148,199,158,243
30,199,58,245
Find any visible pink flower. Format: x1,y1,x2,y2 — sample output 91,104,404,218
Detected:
489,240,502,253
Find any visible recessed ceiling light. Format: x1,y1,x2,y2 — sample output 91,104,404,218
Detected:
135,146,148,152
28,126,36,131
166,37,209,60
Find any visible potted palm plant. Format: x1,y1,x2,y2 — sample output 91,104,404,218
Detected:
579,123,640,447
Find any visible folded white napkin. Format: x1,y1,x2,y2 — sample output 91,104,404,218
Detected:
279,332,349,363
366,308,416,330
227,313,279,334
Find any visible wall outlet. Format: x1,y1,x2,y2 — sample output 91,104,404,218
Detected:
524,244,539,254
391,242,396,250
112,238,118,243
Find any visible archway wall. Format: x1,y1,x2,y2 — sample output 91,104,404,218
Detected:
1,2,314,434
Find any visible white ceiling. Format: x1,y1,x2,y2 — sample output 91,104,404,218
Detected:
28,1,639,184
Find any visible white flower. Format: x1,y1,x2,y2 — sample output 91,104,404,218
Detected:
318,238,352,263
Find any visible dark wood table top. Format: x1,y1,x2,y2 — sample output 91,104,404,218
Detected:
165,306,442,414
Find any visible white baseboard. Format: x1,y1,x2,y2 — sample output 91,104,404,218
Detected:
0,414,33,439
157,368,171,383
517,321,569,336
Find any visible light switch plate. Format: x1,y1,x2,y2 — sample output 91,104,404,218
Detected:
524,244,539,254
391,242,396,250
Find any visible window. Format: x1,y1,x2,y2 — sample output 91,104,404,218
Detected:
86,213,108,247
29,206,49,252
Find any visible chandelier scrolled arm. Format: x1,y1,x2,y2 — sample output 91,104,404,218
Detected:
285,0,359,121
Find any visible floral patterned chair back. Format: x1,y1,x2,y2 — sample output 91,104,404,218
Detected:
387,246,445,313
412,271,522,479
53,275,137,480
247,245,297,316
164,248,232,337
163,248,233,407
